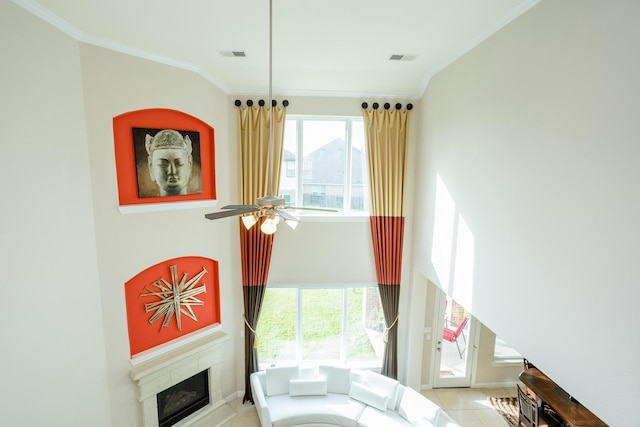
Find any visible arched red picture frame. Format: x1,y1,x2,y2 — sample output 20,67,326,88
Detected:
125,256,221,357
113,108,216,208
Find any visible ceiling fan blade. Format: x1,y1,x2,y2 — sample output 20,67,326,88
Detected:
284,206,339,212
275,209,300,222
205,207,259,220
221,204,259,210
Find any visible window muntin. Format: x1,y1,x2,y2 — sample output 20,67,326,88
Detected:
280,116,368,214
256,284,383,367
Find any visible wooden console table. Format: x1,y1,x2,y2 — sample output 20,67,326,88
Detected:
519,368,607,427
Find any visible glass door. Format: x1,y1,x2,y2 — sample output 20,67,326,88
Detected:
432,289,475,388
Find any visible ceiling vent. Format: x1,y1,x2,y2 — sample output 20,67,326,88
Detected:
219,51,246,58
389,54,416,61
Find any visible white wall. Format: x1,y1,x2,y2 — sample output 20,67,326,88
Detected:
0,3,112,426
79,45,241,426
413,1,640,425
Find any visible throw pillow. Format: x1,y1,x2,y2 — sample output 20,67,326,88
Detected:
265,366,299,396
289,378,328,396
319,365,351,394
349,381,389,412
399,386,440,423
365,371,400,410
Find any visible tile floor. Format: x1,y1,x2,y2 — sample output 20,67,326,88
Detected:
221,386,518,427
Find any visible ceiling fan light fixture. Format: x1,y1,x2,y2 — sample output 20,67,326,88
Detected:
260,217,278,235
241,214,257,230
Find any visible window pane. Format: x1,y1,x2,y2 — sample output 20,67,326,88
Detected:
257,288,297,361
347,287,383,361
302,120,346,210
350,120,368,212
301,288,342,360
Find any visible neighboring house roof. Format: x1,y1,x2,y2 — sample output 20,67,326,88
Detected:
303,138,366,185
283,149,295,161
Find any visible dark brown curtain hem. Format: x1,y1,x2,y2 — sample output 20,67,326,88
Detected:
242,283,267,403
378,283,400,379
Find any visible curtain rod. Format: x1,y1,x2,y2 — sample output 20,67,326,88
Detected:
234,99,290,107
362,102,413,110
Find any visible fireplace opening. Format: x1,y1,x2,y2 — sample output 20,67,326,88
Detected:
157,369,209,427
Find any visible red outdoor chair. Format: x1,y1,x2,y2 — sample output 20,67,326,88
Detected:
443,316,468,358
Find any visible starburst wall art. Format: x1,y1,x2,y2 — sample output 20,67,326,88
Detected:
125,256,221,357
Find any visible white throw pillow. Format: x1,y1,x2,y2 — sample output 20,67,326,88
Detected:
350,369,366,385
399,386,440,423
265,366,298,396
364,371,400,410
349,381,389,412
289,378,328,396
319,365,351,394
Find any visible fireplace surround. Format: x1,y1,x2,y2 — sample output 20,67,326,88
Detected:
130,331,235,427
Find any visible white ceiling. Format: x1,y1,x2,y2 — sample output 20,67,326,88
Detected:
16,0,539,99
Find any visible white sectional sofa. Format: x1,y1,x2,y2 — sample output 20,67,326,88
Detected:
250,365,459,427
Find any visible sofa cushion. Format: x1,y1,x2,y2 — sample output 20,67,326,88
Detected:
319,365,352,394
349,381,388,412
398,386,440,423
364,371,400,410
267,393,365,427
289,378,327,396
265,366,299,396
357,405,435,427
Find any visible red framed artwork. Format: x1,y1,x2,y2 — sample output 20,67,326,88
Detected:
113,108,216,212
124,256,221,357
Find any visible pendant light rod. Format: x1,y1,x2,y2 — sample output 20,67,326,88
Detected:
267,0,274,197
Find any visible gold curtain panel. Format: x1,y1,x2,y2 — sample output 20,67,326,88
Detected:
363,107,409,217
237,104,286,205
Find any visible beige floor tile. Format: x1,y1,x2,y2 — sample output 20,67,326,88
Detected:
434,388,489,410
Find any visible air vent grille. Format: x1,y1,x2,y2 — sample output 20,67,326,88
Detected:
389,54,416,61
219,51,246,58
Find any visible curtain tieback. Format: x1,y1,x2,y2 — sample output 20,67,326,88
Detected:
243,315,259,348
382,314,399,343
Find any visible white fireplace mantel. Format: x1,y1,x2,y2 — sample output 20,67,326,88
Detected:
130,330,235,427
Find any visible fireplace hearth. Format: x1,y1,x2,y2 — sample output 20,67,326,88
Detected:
130,331,235,427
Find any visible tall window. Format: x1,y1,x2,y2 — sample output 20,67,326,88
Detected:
279,116,368,214
257,284,384,367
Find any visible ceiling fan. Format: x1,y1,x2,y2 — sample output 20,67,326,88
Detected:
204,0,333,234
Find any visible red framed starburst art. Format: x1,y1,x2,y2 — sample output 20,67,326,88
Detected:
125,256,221,357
